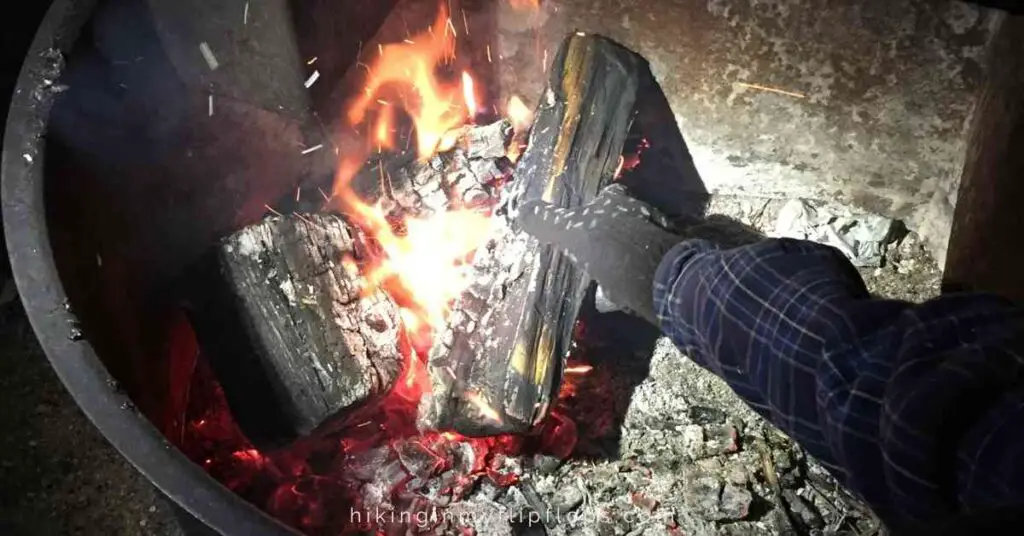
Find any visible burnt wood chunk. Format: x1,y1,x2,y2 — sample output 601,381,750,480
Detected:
190,213,402,446
344,121,512,215
419,33,644,435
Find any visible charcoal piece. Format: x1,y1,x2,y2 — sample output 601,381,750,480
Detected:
189,213,402,446
684,475,726,521
448,169,483,201
704,425,741,456
530,454,564,475
551,486,585,514
396,441,443,483
419,33,644,435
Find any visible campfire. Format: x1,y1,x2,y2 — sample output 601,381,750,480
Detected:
11,0,947,533
166,1,654,533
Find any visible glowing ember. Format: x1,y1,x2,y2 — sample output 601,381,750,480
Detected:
373,106,394,151
509,0,540,11
613,155,625,179
347,5,465,159
564,365,593,375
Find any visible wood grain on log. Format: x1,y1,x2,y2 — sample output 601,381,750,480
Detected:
190,213,402,446
419,33,643,435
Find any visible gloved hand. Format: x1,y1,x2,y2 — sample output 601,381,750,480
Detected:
515,184,683,324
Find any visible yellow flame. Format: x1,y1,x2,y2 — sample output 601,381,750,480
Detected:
347,5,465,159
509,0,540,12
462,71,478,116
465,391,503,423
507,96,532,133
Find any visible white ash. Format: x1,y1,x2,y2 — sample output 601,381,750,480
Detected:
464,119,513,159
198,42,219,71
484,339,879,536
304,70,320,88
709,194,940,299
706,195,895,267
772,199,893,267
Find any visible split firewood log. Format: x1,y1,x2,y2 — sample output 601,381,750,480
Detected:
188,213,402,446
418,33,644,435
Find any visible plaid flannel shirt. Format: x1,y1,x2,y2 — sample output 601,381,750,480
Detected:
653,238,1024,530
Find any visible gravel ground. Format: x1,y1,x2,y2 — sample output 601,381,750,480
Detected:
0,301,183,535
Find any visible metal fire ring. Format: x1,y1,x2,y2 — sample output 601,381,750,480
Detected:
1,0,295,533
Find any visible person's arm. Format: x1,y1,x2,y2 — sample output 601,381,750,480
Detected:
654,237,1024,530
515,184,1024,530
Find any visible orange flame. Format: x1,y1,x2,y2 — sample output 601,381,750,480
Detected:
332,160,492,330
461,71,478,117
509,0,540,12
507,95,532,133
374,107,395,151
334,2,541,410
347,5,465,159
334,2,498,336
465,391,503,423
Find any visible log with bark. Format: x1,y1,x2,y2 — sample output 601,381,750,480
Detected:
188,213,403,447
417,33,645,435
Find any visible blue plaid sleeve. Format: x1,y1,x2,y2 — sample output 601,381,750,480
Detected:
653,238,1024,529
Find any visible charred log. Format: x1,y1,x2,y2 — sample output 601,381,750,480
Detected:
345,120,513,215
419,33,644,435
188,213,403,446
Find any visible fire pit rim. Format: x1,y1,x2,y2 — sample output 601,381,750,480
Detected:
1,0,294,534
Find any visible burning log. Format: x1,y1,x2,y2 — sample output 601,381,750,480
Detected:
418,33,644,435
188,213,403,446
347,120,513,215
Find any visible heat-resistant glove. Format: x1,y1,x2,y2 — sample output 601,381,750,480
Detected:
515,184,683,324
